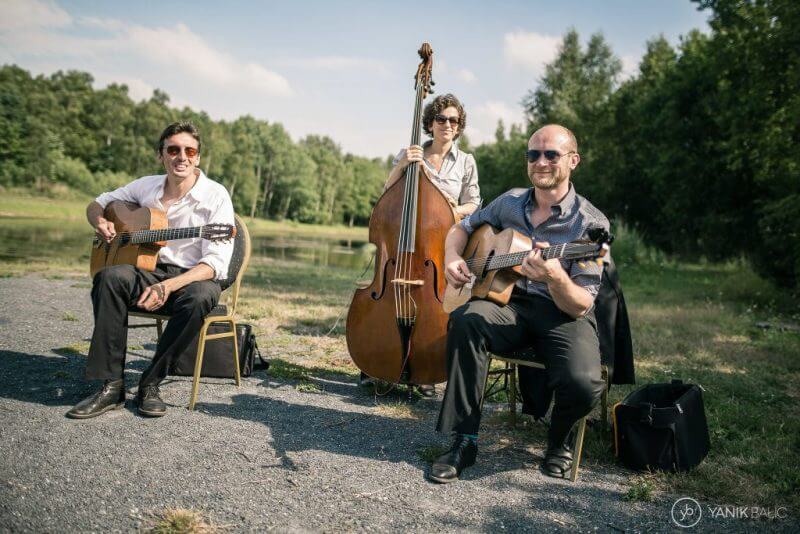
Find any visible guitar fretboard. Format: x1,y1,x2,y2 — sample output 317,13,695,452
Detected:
129,226,204,244
467,242,600,273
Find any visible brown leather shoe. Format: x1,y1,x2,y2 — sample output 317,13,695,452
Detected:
66,379,125,419
136,384,166,417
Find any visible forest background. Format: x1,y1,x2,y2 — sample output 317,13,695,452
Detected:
1,0,798,291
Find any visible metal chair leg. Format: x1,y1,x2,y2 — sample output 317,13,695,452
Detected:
231,321,241,387
571,417,587,482
156,319,163,340
188,323,209,411
509,363,517,428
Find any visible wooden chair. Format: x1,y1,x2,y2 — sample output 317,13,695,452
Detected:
481,349,610,482
128,214,252,410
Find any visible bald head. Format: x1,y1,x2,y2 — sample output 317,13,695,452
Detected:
529,124,578,153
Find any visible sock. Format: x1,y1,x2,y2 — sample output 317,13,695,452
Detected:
457,433,478,444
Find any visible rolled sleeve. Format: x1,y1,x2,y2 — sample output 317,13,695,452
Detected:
199,196,235,281
569,261,604,298
458,154,481,206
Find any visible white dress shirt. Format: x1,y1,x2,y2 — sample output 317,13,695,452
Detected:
95,171,235,281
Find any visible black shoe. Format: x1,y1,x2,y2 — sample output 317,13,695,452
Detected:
136,384,166,417
417,384,436,398
66,379,125,419
427,436,478,483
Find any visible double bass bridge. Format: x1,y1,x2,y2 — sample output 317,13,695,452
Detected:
391,278,425,286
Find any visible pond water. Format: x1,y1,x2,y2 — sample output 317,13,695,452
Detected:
0,217,374,271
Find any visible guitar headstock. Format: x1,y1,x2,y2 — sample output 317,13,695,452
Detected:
587,226,614,246
202,224,237,243
560,227,614,264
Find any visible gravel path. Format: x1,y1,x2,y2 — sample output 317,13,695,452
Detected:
0,275,793,533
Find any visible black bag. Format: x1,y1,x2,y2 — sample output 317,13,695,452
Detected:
613,379,710,472
170,319,268,379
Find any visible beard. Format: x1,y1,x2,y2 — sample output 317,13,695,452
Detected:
529,167,567,190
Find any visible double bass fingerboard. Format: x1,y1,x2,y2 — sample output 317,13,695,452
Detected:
397,83,427,254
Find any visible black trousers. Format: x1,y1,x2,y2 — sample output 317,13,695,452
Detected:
85,264,221,386
436,293,605,447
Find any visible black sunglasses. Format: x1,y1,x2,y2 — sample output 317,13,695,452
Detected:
434,114,460,126
526,149,575,163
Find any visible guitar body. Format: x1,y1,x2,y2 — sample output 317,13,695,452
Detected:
442,225,532,313
90,202,168,277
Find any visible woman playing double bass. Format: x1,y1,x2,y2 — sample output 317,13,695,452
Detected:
358,93,481,395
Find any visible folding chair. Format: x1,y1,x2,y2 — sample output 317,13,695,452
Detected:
482,349,610,482
128,213,251,410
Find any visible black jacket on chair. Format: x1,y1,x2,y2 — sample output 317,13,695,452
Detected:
519,257,635,419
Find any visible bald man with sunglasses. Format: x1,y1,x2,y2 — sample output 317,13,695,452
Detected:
429,124,610,482
67,121,234,420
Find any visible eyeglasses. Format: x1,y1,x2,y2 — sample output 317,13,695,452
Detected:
165,145,199,158
434,114,460,127
526,149,575,163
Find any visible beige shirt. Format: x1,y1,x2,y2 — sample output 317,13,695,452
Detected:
393,141,481,206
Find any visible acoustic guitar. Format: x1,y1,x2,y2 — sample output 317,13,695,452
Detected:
89,201,235,277
442,224,612,313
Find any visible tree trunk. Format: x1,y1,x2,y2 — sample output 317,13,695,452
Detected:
250,163,262,218
279,193,292,220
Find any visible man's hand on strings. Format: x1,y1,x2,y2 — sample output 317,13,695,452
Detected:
137,282,172,311
521,241,567,285
445,256,472,289
94,217,116,243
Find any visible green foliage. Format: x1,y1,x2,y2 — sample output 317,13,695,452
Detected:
473,2,800,290
0,65,387,228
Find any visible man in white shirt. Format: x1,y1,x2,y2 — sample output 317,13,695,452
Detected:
67,121,235,419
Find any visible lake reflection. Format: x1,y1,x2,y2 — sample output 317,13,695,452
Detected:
0,217,374,271
252,235,374,270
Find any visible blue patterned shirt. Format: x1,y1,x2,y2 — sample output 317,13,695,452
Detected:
460,183,609,301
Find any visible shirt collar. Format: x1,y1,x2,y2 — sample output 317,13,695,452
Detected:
422,139,459,162
186,170,212,203
527,182,577,218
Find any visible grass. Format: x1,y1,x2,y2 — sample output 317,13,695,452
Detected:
625,475,658,502
3,194,799,511
148,508,218,534
62,311,77,321
53,342,90,357
417,444,449,463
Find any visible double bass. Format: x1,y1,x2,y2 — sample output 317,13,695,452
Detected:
346,43,456,386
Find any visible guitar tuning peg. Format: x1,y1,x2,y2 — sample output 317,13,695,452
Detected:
578,262,586,269
430,79,436,86
596,258,604,266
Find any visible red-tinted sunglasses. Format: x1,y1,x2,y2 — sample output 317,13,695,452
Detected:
165,145,199,158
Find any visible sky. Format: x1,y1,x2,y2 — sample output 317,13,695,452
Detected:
0,0,710,159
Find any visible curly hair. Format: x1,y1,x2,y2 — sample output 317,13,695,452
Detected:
422,94,466,140
157,121,201,154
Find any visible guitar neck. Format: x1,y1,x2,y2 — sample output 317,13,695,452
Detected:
129,226,205,244
483,243,595,272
